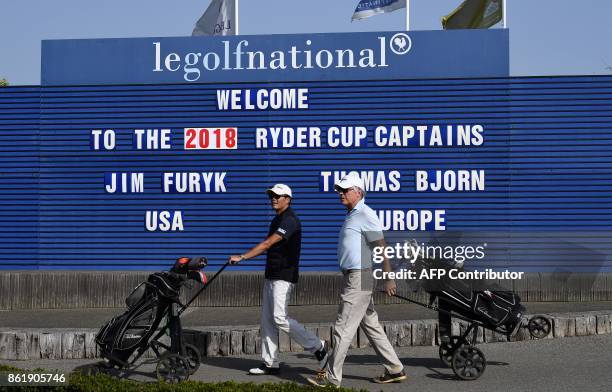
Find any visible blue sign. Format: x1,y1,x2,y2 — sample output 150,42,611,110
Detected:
41,29,509,85
5,30,610,273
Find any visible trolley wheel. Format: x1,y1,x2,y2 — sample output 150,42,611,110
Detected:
451,346,487,381
183,344,201,375
527,315,552,339
156,353,190,383
438,336,468,367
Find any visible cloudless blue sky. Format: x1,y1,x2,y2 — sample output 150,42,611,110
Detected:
1,0,612,85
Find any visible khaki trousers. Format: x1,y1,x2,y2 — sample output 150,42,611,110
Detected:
327,269,404,385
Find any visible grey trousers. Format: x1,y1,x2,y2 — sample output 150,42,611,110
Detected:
326,269,404,385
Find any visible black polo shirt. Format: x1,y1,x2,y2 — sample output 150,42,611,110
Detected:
265,207,301,283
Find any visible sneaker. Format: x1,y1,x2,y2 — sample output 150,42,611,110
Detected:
372,369,408,384
306,370,339,389
314,340,330,370
248,364,280,375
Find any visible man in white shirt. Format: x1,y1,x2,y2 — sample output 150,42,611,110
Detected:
308,172,406,387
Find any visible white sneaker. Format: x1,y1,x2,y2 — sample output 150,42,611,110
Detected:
248,364,280,375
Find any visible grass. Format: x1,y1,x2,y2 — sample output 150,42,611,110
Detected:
0,363,358,391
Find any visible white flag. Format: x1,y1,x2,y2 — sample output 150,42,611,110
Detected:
192,0,236,36
352,0,406,21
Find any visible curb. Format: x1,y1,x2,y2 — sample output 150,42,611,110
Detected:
1,311,611,361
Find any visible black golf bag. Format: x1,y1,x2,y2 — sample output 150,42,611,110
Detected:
95,257,210,382
432,280,525,338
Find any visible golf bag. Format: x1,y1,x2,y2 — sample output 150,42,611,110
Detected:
95,257,207,368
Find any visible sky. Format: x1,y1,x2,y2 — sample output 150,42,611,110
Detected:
1,0,612,85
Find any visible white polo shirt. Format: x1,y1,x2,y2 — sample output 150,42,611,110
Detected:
337,199,384,271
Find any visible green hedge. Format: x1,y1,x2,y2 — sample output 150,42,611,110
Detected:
1,364,359,391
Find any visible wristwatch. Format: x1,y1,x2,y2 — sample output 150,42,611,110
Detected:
240,254,246,261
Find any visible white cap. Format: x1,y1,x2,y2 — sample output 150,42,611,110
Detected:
266,183,292,197
334,172,364,192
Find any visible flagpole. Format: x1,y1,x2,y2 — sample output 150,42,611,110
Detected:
235,0,240,34
234,0,240,35
502,0,507,28
405,0,410,31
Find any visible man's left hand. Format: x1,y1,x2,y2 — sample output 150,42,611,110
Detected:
383,279,397,296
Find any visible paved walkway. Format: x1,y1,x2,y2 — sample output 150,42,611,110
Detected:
3,335,612,392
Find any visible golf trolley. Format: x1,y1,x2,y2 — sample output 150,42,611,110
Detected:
94,257,229,383
394,292,551,380
392,258,552,380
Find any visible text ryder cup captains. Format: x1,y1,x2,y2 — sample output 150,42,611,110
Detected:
153,36,411,82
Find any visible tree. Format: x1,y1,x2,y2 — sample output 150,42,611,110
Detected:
0,78,8,87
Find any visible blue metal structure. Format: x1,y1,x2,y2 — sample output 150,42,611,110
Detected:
41,30,509,85
0,86,40,266
0,31,610,271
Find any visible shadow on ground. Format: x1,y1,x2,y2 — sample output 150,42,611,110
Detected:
70,352,510,385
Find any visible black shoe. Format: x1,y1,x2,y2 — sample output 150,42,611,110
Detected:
314,340,330,370
372,369,408,384
248,364,280,375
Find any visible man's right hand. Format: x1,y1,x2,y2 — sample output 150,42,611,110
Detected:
383,279,397,297
228,255,243,265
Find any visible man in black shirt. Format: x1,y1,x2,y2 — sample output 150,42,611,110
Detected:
229,184,328,375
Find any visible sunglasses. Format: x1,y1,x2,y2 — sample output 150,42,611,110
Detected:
336,187,354,194
268,194,288,200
